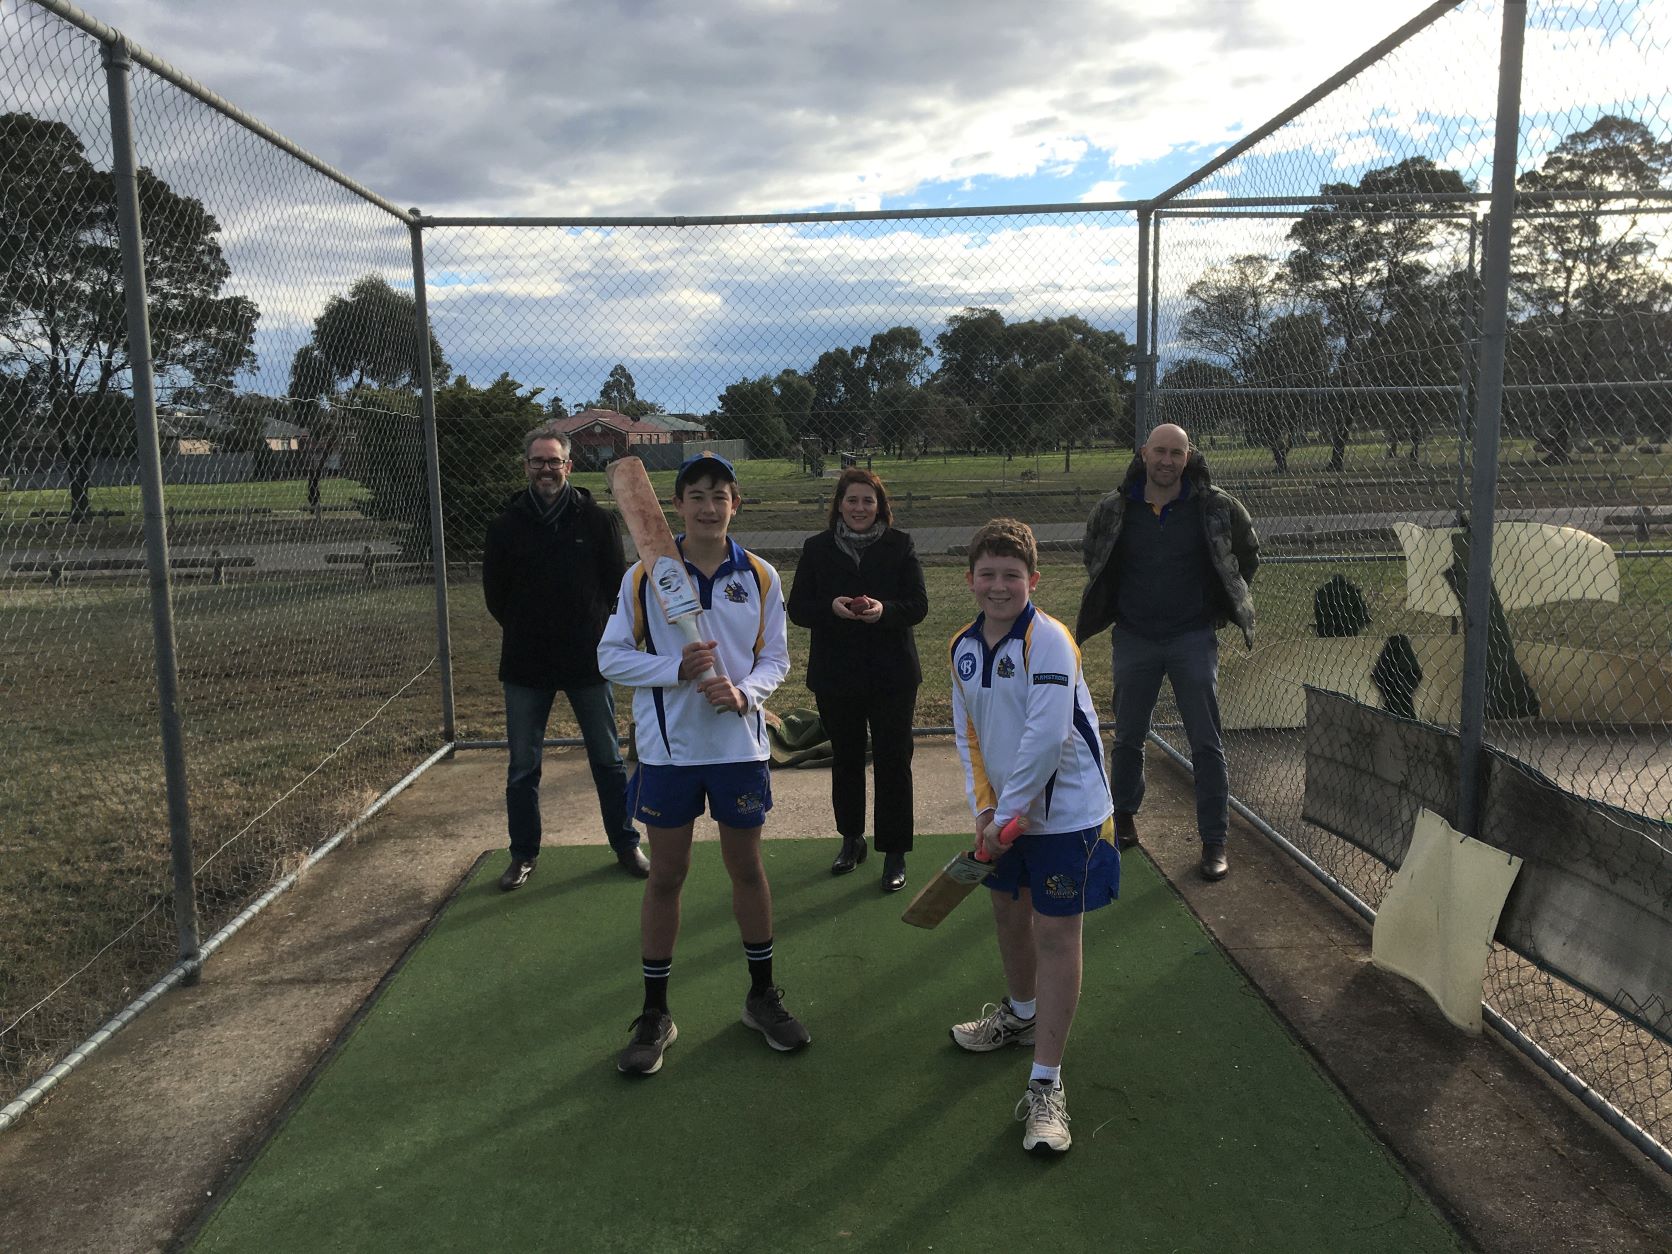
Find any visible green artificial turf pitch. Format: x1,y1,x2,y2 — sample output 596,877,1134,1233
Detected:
192,836,1463,1254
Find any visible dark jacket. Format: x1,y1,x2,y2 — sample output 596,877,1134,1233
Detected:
786,527,929,692
483,485,626,688
1075,451,1260,648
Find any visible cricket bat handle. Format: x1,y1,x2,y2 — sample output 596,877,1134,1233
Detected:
673,612,744,716
973,816,1025,863
672,614,716,682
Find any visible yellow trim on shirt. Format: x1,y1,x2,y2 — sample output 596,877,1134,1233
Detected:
746,551,771,660
631,566,649,648
965,715,998,812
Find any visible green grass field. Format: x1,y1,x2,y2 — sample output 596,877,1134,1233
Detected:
9,431,1663,541
448,551,1672,739
0,477,366,521
188,838,1463,1254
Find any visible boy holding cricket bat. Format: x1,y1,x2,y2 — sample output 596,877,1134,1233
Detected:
948,518,1119,1153
598,452,810,1075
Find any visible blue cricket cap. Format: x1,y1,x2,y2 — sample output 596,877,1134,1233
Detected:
674,450,737,491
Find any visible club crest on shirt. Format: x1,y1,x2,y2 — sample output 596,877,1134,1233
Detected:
957,652,978,681
1045,873,1080,900
996,656,1016,679
724,580,749,604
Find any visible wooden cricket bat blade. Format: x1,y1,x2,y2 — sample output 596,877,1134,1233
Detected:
607,457,678,563
900,852,989,929
607,455,729,701
900,817,1025,930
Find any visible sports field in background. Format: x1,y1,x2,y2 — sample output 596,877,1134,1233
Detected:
189,836,1462,1254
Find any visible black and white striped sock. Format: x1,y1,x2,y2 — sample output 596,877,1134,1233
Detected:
642,957,672,1013
743,938,773,991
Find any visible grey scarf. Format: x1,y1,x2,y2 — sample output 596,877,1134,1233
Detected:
528,481,575,530
834,518,886,566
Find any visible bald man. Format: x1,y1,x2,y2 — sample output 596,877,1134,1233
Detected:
1074,424,1259,881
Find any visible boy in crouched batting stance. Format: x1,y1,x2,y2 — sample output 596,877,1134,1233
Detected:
948,518,1119,1152
599,452,810,1075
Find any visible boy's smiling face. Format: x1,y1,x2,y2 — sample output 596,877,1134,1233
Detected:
967,552,1039,628
673,473,739,543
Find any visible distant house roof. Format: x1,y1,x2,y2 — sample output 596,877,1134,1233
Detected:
641,414,709,434
264,418,307,440
555,409,672,439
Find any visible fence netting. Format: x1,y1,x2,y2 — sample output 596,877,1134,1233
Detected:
1,0,1667,1159
2,0,441,1107
1148,0,1670,1147
420,214,1143,740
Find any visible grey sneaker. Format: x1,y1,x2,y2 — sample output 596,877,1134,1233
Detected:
950,998,1036,1052
616,1011,677,1075
742,985,811,1052
1016,1079,1072,1153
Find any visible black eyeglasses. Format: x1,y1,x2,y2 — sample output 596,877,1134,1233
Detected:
526,457,569,469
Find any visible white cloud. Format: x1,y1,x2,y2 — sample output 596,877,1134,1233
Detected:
411,214,1145,409
30,0,1478,215
1079,180,1127,204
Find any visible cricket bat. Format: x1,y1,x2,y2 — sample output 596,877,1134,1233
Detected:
900,816,1026,929
606,456,734,707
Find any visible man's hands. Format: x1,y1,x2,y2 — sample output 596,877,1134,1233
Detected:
833,595,884,624
679,639,746,713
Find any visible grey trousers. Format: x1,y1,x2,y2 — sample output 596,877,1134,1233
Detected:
1109,625,1228,846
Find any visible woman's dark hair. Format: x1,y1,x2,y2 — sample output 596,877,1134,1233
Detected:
826,468,892,530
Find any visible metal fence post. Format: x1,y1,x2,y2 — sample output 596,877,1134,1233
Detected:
101,37,201,974
1456,214,1480,526
409,210,456,743
1133,208,1153,447
1457,0,1527,838
1148,210,1162,434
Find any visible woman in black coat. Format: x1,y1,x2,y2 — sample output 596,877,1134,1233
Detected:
787,469,928,892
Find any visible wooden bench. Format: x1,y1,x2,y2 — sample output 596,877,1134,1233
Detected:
8,551,256,586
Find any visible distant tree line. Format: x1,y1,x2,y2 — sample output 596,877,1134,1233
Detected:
7,103,1665,527
1163,116,1672,471
709,312,1135,464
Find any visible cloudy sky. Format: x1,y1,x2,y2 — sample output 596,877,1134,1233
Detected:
59,0,1455,216
7,0,1666,409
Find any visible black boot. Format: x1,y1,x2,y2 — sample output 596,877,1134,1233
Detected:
831,834,868,876
880,851,907,893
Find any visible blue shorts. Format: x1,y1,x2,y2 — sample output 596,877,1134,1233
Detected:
984,821,1121,917
627,761,773,830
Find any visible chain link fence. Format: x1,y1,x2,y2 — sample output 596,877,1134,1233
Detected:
1,0,1667,1166
1,0,442,1114
417,213,1143,742
1145,0,1671,1156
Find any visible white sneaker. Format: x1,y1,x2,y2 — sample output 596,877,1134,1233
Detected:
1016,1079,1072,1153
949,998,1037,1052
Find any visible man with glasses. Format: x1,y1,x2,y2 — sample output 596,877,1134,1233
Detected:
483,424,648,889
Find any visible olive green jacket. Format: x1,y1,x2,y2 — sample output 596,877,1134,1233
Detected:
1074,452,1260,648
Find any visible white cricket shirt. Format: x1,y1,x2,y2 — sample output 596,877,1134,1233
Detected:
598,537,789,766
950,603,1114,834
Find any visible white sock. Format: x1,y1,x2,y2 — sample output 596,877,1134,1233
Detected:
1030,1063,1061,1087
1008,996,1037,1020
